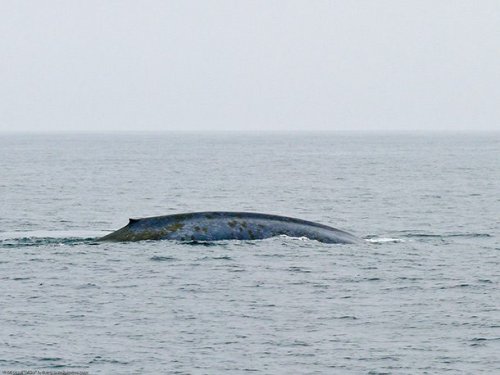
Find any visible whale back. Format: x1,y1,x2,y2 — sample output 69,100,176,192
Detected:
99,211,361,244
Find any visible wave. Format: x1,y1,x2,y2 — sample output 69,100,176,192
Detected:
363,231,493,243
0,230,107,248
399,232,492,239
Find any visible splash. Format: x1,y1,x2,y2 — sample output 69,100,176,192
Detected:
365,237,405,244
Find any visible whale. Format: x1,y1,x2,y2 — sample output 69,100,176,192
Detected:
98,211,361,244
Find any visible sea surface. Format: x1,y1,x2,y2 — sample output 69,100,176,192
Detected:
0,132,499,374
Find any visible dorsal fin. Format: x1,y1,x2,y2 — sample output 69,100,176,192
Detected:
129,218,139,224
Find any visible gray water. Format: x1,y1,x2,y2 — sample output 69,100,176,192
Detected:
0,132,499,374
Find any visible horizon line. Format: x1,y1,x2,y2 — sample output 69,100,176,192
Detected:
1,129,499,135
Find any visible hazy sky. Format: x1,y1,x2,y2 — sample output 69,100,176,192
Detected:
1,0,499,132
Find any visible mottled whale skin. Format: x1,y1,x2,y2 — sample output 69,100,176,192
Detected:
99,211,361,244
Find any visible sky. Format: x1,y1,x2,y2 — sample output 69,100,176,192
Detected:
0,0,499,132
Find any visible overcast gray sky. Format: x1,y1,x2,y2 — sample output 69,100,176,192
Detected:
0,0,499,132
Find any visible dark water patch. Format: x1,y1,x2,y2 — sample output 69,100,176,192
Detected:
106,258,122,262
288,340,311,347
470,337,500,342
336,276,383,283
400,232,492,239
150,255,178,262
212,255,232,260
469,337,488,346
196,255,233,261
397,276,423,281
180,240,221,247
69,314,86,319
318,315,358,320
255,253,287,258
75,282,100,289
1,237,99,249
287,266,312,273
113,284,138,289
470,342,485,347
89,355,130,365
338,315,358,320
313,283,329,289
438,283,471,289
449,233,492,238
288,281,308,286
0,360,26,366
228,267,245,273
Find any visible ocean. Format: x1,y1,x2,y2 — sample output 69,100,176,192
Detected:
0,132,498,374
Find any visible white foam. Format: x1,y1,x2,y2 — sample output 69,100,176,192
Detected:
365,237,405,244
279,235,313,242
